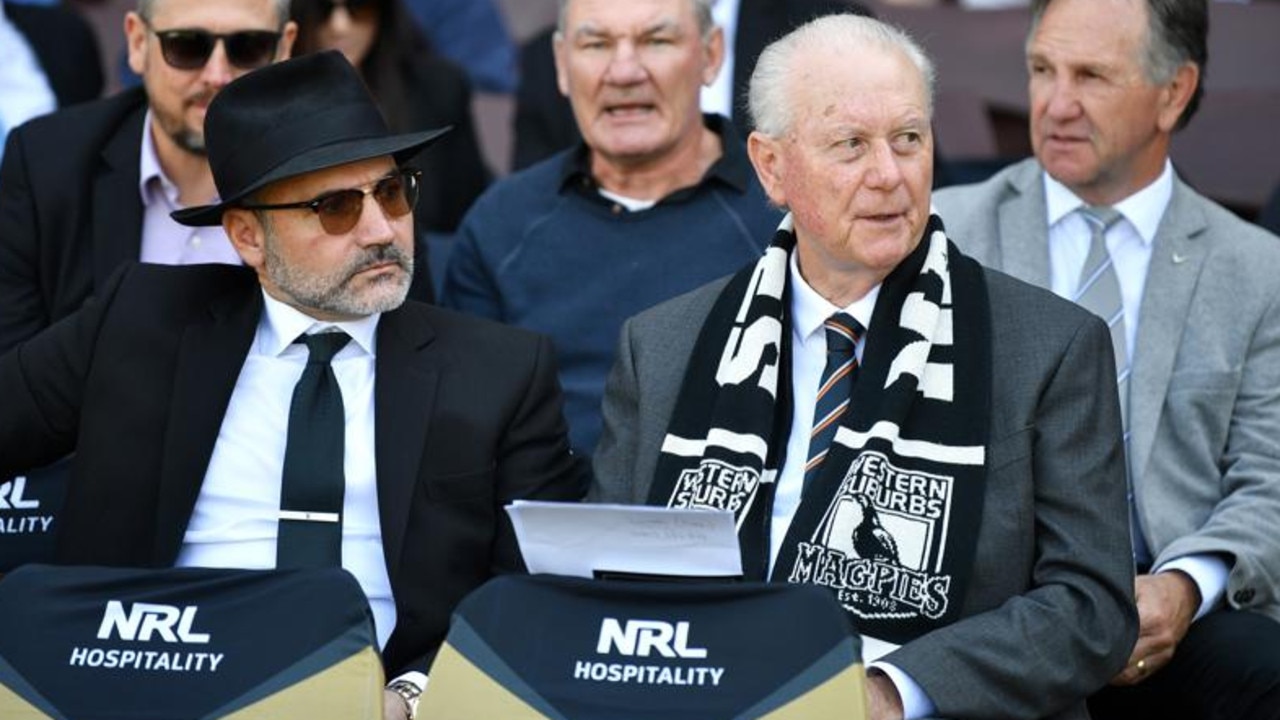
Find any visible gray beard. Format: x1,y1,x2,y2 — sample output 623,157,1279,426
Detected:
264,236,413,318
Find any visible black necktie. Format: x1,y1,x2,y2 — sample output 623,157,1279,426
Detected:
277,332,350,568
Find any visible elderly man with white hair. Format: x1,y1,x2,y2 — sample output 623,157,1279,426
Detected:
592,13,1137,720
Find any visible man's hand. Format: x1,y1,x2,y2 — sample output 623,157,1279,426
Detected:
866,670,905,720
1111,571,1199,686
383,689,410,720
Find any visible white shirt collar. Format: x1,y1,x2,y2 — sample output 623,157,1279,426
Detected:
789,250,880,343
1043,159,1175,246
257,290,381,358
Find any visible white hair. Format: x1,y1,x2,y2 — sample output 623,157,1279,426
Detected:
749,14,936,137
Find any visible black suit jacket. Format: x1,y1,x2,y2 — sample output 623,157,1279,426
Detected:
0,88,147,354
4,1,103,108
0,263,586,675
511,0,866,170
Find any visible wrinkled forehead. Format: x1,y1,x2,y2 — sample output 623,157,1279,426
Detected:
562,0,700,35
790,45,929,128
1027,0,1149,74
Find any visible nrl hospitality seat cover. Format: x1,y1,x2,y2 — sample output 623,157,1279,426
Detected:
0,564,383,719
421,574,868,719
0,459,70,571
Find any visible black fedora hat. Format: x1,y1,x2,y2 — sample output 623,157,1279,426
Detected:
173,50,449,227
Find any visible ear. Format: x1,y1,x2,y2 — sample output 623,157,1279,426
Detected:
552,32,571,99
702,26,725,87
1156,62,1199,133
747,131,788,208
223,209,267,272
124,11,149,76
277,20,299,60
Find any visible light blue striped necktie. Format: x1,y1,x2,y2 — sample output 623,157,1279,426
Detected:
1075,206,1129,425
1075,205,1149,565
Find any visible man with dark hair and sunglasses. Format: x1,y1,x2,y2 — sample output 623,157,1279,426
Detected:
0,0,296,355
0,51,586,720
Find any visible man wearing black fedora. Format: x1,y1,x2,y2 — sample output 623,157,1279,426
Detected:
0,50,586,719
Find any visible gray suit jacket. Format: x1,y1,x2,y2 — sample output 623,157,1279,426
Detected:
593,265,1138,719
935,158,1280,622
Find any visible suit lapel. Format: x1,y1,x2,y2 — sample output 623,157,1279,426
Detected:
92,104,147,287
1128,180,1209,482
373,305,439,577
151,285,261,564
997,160,1053,287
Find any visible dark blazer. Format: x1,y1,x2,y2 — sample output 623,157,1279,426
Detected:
592,267,1137,719
0,263,586,675
511,0,867,170
4,0,104,108
0,88,148,354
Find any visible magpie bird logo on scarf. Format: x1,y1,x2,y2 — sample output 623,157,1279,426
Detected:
650,214,992,644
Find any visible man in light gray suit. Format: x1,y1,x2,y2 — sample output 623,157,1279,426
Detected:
593,14,1136,720
933,0,1280,718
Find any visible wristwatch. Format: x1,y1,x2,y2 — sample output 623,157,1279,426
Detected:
387,679,421,719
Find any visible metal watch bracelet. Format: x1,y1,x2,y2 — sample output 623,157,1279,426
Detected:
387,679,421,718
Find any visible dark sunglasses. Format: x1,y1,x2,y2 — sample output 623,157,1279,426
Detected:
240,169,421,235
147,24,282,71
316,0,380,23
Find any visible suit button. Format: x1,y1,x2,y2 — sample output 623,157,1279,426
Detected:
1234,588,1256,604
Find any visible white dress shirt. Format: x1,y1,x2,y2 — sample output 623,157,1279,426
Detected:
699,0,740,119
1044,161,1227,619
775,254,936,718
136,111,240,266
176,291,398,649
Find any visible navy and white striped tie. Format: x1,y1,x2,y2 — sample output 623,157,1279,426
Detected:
804,313,863,491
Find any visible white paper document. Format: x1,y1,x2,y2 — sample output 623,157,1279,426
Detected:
505,501,743,579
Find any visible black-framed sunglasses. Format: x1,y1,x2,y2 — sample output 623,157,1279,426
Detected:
239,169,421,235
316,0,380,23
146,22,282,71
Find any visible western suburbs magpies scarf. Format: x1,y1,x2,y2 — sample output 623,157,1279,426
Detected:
648,214,991,644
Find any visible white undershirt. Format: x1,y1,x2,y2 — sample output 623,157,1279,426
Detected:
597,187,657,211
176,292,397,649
